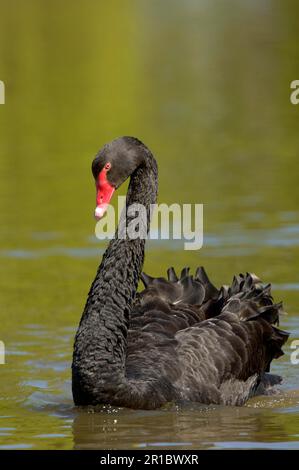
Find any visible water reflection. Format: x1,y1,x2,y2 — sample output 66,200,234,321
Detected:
72,401,299,450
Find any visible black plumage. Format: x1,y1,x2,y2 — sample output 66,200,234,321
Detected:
72,136,289,409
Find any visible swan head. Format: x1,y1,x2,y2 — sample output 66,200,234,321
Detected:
92,136,148,220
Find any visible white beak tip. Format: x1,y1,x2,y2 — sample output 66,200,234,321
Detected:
94,206,106,220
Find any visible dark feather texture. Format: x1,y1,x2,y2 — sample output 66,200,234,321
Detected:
72,137,289,409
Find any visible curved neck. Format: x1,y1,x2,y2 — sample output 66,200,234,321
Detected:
72,153,158,404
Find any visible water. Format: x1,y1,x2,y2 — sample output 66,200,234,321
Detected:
0,0,299,450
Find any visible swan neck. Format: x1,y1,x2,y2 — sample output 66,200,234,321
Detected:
72,153,158,404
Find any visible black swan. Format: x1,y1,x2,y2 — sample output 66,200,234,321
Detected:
72,136,289,409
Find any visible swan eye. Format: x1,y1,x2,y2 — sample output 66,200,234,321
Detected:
104,162,111,171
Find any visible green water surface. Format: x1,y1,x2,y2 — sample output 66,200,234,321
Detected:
0,0,299,450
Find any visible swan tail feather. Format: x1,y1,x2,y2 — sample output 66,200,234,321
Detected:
217,274,289,380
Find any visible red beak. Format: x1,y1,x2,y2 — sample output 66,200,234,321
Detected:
95,168,115,220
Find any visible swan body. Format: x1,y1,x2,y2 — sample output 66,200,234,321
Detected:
72,136,289,409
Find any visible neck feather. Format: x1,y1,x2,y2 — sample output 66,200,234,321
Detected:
72,153,158,404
